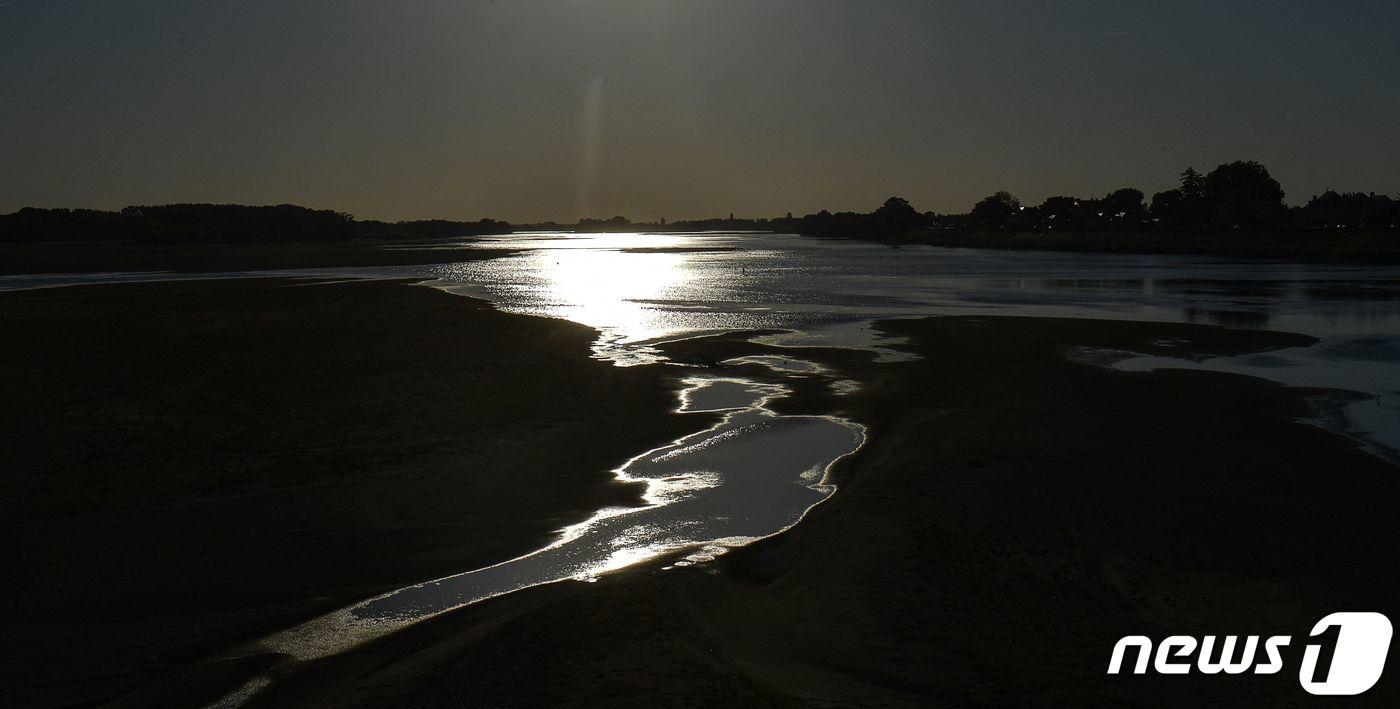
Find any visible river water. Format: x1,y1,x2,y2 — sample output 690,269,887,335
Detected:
5,232,1399,673
257,373,863,662
425,231,1400,459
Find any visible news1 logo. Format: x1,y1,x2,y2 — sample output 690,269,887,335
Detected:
1107,612,1393,696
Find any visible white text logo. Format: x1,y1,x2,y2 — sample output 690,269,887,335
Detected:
1107,612,1392,696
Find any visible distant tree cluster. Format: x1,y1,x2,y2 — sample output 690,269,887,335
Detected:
983,188,1147,231
571,214,789,232
670,215,785,231
575,216,635,232
956,162,1289,232
0,204,512,244
354,217,511,240
796,160,1396,240
1147,162,1285,230
794,197,934,239
0,208,132,242
119,204,356,244
5,159,1393,246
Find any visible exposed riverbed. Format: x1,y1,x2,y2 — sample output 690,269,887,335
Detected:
6,231,1400,681
254,370,863,662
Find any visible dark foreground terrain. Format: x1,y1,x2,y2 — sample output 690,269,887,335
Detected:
257,316,1400,707
4,278,1398,707
0,279,704,706
0,239,509,275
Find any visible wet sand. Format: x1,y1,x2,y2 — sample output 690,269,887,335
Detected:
250,317,1400,707
7,276,1400,706
0,278,704,706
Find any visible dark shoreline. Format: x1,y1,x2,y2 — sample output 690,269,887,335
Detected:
0,239,513,275
10,228,1400,279
0,278,707,707
250,315,1400,707
888,228,1400,263
5,277,1400,706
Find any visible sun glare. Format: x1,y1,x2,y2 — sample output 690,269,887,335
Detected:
531,234,692,343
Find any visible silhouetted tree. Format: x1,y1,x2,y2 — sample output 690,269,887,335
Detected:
1151,166,1215,228
576,216,635,232
791,198,934,240
970,191,1021,230
1103,188,1146,220
1149,188,1186,225
1033,196,1081,229
1203,161,1285,229
871,196,924,238
1180,167,1206,202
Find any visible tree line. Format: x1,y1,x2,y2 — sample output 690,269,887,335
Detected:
557,215,788,233
0,204,512,244
3,161,1393,245
793,161,1397,240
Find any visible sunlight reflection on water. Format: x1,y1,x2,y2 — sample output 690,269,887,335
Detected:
424,231,1400,456
11,232,1400,703
427,232,1400,362
257,371,863,661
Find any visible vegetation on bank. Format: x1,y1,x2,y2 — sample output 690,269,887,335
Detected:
0,203,511,244
783,161,1400,260
530,214,792,233
3,160,1394,259
794,161,1398,240
545,160,1397,247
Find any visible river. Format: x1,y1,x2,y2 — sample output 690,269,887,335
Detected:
5,232,1399,678
428,231,1400,458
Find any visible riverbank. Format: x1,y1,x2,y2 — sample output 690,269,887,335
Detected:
0,239,509,275
251,316,1400,706
890,228,1400,262
0,278,704,707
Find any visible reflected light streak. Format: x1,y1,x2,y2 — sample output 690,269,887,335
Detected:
530,240,692,345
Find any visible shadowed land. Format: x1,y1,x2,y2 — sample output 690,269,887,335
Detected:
0,204,520,275
0,239,513,276
0,279,706,707
4,279,1400,707
251,317,1400,707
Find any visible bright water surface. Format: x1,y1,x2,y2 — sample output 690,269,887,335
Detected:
260,376,862,661
6,231,1400,668
426,231,1400,459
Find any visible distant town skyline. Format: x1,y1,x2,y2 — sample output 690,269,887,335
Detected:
3,1,1398,222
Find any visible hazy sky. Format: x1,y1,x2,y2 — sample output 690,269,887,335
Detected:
3,1,1398,222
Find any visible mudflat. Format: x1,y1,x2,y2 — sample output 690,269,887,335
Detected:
251,316,1400,707
0,278,703,706
7,277,1399,707
0,239,510,275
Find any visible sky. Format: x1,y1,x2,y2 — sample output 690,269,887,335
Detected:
2,1,1398,222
